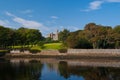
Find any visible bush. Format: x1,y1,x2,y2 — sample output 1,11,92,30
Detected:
37,41,44,48
0,50,10,53
58,49,67,53
0,50,10,56
29,49,41,54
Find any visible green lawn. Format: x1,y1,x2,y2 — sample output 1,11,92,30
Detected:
30,42,63,50
31,46,42,50
44,43,62,50
0,50,9,53
9,42,63,50
11,46,22,49
0,50,6,52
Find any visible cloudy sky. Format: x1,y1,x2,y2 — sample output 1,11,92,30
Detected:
0,0,120,36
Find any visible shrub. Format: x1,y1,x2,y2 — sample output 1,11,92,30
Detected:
58,49,67,53
0,50,10,53
0,50,10,56
37,41,44,48
29,49,41,54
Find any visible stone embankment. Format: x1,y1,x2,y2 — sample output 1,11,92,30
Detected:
67,49,120,57
5,49,120,58
5,49,66,58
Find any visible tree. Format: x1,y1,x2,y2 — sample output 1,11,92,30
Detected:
84,23,96,31
58,29,69,43
115,41,120,49
66,30,92,49
37,41,44,48
17,27,42,46
0,26,15,48
83,23,113,49
114,25,120,34
66,33,79,48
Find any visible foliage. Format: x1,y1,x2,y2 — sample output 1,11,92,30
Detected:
0,50,10,56
29,49,41,54
30,46,42,50
58,49,67,53
0,26,15,48
66,32,79,48
114,25,120,34
115,41,120,49
60,23,120,49
58,29,70,43
0,50,10,53
17,27,42,45
37,41,44,48
0,26,43,48
0,22,120,49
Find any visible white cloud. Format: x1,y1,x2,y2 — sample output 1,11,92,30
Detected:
89,1,103,10
13,17,44,29
0,20,12,28
0,20,8,26
5,12,49,34
5,12,15,17
83,0,120,12
51,16,58,19
83,1,103,11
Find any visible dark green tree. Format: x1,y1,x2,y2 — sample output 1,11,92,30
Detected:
58,29,70,42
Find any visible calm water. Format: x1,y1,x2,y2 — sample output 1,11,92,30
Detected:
0,58,120,80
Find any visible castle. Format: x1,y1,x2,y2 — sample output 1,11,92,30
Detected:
47,30,59,41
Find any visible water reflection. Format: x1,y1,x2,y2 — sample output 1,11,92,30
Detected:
59,61,120,80
0,59,43,80
0,58,120,80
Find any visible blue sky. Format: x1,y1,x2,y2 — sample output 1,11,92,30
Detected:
0,0,120,36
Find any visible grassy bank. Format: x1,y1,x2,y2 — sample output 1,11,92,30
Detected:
44,43,62,49
0,42,66,56
11,42,63,50
0,50,10,56
0,50,9,53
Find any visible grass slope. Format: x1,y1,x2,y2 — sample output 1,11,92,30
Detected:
44,43,62,50
8,42,63,50
30,42,62,50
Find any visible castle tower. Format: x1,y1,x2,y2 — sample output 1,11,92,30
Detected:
53,30,59,41
47,30,59,41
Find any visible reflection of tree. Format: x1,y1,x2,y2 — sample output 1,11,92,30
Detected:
0,61,15,80
46,63,54,71
0,60,43,80
58,61,70,79
1,60,120,80
58,61,120,80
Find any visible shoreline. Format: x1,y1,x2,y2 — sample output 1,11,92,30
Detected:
4,53,120,59
1,49,120,59
1,57,120,68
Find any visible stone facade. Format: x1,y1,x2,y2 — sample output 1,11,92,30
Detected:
47,30,59,41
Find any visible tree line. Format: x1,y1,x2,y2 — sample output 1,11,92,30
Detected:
0,22,120,49
59,23,120,49
0,26,43,48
